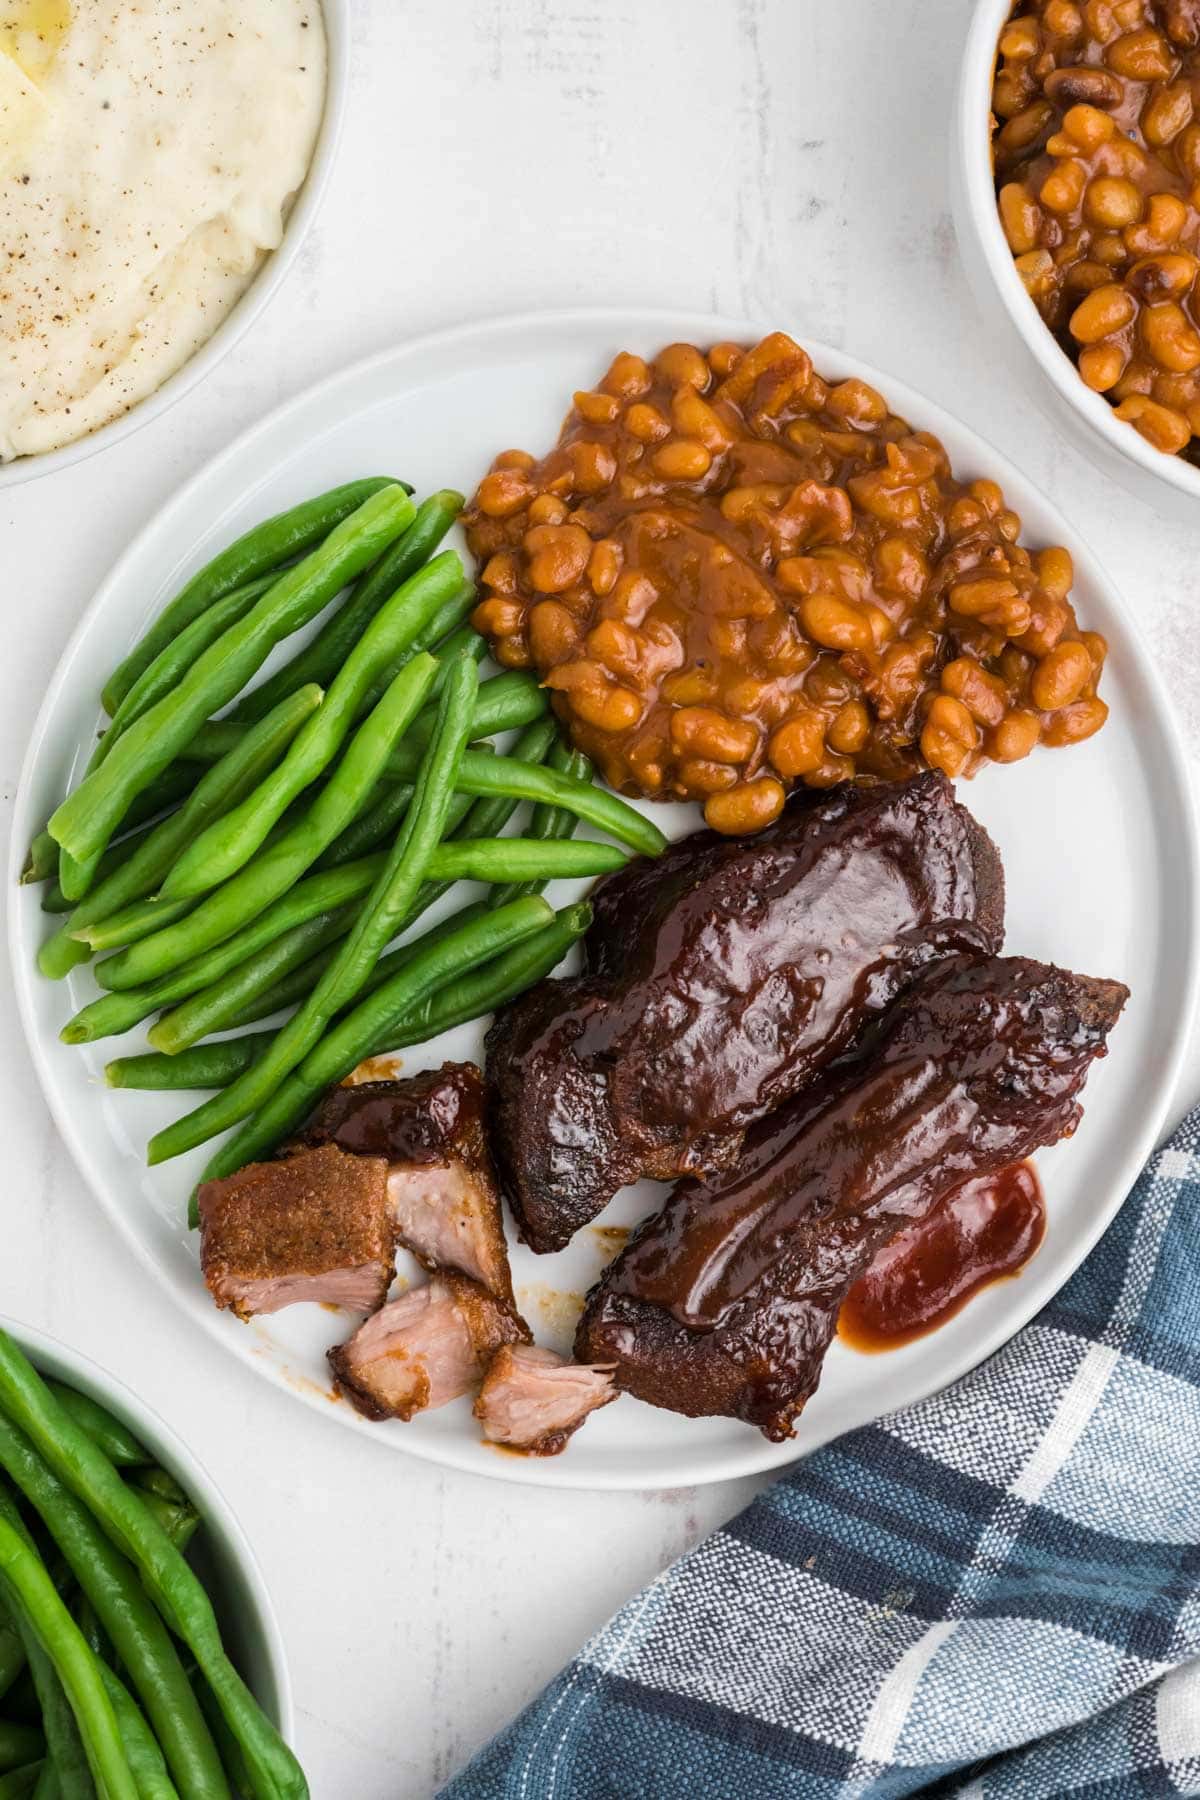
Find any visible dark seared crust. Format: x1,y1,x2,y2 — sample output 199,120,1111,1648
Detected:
198,1145,392,1321
294,1062,514,1302
442,1270,532,1359
327,1341,408,1423
577,954,1127,1439
293,1063,491,1173
488,773,1006,1253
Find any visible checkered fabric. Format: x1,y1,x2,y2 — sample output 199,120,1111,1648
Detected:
441,1109,1200,1799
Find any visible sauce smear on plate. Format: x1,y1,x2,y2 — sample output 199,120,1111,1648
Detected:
838,1161,1045,1353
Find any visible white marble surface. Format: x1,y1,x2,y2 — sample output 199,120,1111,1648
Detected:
4,3,1200,1796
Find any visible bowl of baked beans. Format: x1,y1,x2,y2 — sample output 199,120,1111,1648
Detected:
953,0,1200,519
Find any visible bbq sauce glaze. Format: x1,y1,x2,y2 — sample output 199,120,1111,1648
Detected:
838,1161,1045,1352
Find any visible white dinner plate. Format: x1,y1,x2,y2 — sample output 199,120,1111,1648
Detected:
11,309,1199,1490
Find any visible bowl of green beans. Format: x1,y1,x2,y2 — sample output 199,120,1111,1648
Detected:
0,1315,301,1798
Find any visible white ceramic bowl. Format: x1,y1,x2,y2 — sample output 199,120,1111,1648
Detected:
952,0,1200,521
0,0,348,492
0,1314,293,1740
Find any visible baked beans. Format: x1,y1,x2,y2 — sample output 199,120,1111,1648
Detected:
993,0,1200,461
463,334,1108,834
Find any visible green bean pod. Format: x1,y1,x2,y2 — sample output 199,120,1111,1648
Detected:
0,1763,42,1797
196,895,555,1184
0,1519,137,1800
426,838,626,881
0,1566,91,1800
353,593,481,717
153,653,479,1167
0,1337,302,1799
97,1666,179,1800
404,671,546,750
179,667,544,776
159,553,466,901
228,489,463,725
66,855,385,1041
100,573,279,756
40,688,323,981
0,1727,42,1774
92,658,438,994
20,833,59,887
455,719,559,845
0,1614,24,1703
381,743,665,856
0,1429,224,1800
50,485,415,868
146,907,357,1055
489,743,591,907
106,1037,275,1093
45,1387,148,1469
365,900,590,1057
102,477,401,716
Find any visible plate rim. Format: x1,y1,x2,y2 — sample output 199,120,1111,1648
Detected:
11,303,1200,1492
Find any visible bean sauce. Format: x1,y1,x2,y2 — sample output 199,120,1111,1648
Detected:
464,333,1107,835
838,1161,1046,1352
994,0,1200,459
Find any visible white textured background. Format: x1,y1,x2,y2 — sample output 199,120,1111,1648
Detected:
4,4,1200,1796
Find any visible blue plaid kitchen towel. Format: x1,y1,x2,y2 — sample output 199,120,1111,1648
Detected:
442,1106,1200,1799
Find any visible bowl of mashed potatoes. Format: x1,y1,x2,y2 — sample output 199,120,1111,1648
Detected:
0,0,342,484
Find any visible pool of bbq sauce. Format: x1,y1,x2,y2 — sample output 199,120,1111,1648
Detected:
838,1162,1046,1353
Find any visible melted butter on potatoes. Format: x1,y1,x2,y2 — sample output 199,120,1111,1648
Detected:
0,0,325,460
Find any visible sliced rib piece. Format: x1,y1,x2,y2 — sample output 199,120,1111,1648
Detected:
487,773,1004,1253
577,954,1127,1441
329,1273,530,1423
474,1345,617,1455
198,1144,392,1321
296,1062,514,1304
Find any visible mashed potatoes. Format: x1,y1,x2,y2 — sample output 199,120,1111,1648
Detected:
0,1,325,460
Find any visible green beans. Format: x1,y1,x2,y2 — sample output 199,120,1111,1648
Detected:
404,671,547,749
97,1666,178,1800
0,1335,303,1800
354,593,481,718
197,895,556,1182
490,742,591,907
50,486,415,868
228,489,463,726
367,901,591,1057
0,1518,136,1800
0,1618,24,1703
106,1037,274,1092
153,652,479,1167
159,553,466,901
145,907,356,1055
44,1388,148,1470
102,477,401,717
40,687,322,982
66,855,384,1039
179,670,549,779
99,573,279,761
426,838,626,882
5,1577,91,1800
381,744,665,856
125,889,497,1094
0,1766,43,1797
94,658,438,993
312,783,414,871
126,1473,199,1557
0,1726,42,1773
21,834,59,888
0,1427,223,1800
